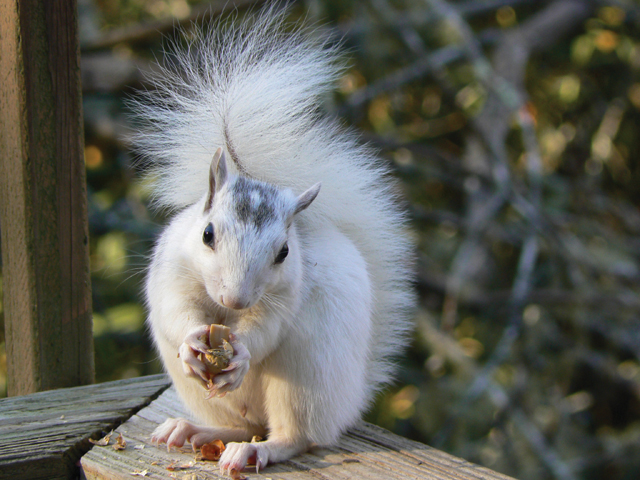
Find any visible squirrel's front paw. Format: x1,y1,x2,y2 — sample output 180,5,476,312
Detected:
179,325,212,387
206,334,251,398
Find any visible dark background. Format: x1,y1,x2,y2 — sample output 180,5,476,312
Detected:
2,0,640,478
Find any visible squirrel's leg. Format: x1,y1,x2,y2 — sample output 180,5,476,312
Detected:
151,417,255,450
218,364,313,473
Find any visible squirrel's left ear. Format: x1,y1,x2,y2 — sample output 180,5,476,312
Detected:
294,182,321,215
205,147,228,213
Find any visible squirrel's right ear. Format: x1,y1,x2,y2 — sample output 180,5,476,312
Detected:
294,182,321,215
205,147,228,213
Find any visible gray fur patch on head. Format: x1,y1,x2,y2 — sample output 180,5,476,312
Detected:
231,177,281,228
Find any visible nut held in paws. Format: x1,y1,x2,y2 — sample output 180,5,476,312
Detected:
198,324,234,377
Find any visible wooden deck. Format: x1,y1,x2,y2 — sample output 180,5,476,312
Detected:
0,375,516,480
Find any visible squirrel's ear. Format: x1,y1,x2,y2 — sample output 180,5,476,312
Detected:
294,182,321,215
205,148,228,213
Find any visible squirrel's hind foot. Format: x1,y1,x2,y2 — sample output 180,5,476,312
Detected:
150,417,253,451
219,437,309,476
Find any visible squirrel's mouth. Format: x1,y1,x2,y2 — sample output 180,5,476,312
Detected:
218,294,251,310
206,283,258,312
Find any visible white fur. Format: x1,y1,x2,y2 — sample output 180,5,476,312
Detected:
135,6,415,473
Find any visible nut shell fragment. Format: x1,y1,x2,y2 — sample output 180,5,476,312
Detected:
113,433,127,450
89,430,113,446
200,439,226,461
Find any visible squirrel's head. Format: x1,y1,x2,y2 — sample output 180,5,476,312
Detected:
196,148,320,310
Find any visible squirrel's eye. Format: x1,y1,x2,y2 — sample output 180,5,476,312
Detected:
275,242,289,264
203,223,215,247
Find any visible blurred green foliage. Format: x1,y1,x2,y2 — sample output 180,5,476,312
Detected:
2,0,640,479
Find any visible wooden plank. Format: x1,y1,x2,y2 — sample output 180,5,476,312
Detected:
0,374,171,480
81,387,516,480
0,0,93,395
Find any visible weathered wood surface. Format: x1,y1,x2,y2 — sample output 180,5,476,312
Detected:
81,386,516,480
0,0,93,396
0,374,171,480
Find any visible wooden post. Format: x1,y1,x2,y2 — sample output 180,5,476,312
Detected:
0,0,94,395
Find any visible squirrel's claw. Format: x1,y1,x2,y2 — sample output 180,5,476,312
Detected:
204,385,227,399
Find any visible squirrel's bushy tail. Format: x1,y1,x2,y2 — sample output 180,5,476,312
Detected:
130,5,415,397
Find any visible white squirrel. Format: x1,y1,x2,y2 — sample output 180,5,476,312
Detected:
133,6,415,476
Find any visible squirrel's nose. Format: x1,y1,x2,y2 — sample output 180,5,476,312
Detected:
220,294,248,310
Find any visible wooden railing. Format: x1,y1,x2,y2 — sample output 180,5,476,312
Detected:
0,0,93,396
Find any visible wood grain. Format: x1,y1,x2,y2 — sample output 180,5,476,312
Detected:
0,374,171,480
81,386,517,480
0,0,93,395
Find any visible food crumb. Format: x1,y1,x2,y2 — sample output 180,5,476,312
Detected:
229,468,246,480
167,461,194,471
